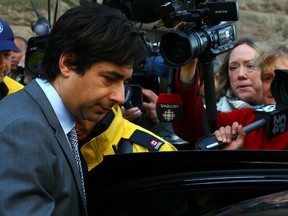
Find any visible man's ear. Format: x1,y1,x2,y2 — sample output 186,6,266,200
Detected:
59,53,76,78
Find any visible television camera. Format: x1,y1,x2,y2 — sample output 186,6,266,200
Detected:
102,0,239,67
158,0,239,67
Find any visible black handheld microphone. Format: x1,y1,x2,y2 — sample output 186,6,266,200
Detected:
196,104,288,150
156,68,182,122
196,119,266,150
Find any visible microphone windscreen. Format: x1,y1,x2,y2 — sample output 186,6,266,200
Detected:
132,0,172,23
254,104,288,138
156,93,182,122
157,93,182,104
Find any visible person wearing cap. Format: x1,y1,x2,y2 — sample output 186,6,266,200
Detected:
0,18,23,100
8,36,28,84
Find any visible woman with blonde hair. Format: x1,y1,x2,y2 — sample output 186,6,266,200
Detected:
216,37,265,112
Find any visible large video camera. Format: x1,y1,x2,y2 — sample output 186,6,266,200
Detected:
159,1,239,67
102,0,238,68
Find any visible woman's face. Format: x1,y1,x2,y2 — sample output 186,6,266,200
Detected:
228,44,263,105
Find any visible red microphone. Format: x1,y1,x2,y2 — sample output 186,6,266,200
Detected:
156,68,182,122
156,93,182,122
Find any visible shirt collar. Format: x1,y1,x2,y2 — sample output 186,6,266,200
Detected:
35,78,74,134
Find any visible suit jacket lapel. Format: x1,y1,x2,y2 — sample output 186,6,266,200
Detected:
24,80,86,204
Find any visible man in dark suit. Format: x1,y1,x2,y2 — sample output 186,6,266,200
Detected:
0,3,146,216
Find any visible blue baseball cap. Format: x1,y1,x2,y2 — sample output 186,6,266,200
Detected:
0,19,18,52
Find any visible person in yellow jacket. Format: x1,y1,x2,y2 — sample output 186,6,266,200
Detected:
3,76,23,94
77,105,177,172
0,19,24,99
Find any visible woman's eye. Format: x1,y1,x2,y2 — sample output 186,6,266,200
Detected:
229,66,238,71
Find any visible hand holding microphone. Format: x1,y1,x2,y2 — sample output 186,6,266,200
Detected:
212,122,246,150
196,119,264,150
196,104,288,150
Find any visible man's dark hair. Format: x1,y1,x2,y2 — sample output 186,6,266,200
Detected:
39,3,147,81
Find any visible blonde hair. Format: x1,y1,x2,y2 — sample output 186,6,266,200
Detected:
256,41,288,81
216,37,264,100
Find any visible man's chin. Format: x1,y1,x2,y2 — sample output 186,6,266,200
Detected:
85,113,106,123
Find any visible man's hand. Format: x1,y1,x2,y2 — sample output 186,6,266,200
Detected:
120,107,142,121
214,122,246,150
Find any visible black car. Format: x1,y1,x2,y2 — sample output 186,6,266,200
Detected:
85,150,288,216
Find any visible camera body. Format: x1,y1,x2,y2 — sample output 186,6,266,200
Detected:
160,21,237,67
160,1,239,67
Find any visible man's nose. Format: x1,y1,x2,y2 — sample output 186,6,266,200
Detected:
110,84,125,105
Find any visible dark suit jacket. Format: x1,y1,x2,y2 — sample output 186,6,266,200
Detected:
0,80,87,215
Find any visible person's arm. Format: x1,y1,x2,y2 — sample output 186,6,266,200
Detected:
179,58,198,84
173,59,206,146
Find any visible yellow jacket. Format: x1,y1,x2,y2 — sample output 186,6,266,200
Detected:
3,76,24,94
81,105,177,171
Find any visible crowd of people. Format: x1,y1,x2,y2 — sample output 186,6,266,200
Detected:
173,37,288,149
1,1,288,215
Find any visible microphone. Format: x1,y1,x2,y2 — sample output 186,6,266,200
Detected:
254,104,287,137
131,0,172,23
196,104,288,150
156,68,182,122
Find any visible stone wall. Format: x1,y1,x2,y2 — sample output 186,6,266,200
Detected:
1,0,288,42
0,0,73,39
237,0,288,41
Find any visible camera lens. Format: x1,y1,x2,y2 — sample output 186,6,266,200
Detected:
160,31,191,67
25,50,45,76
160,30,204,67
160,22,237,67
